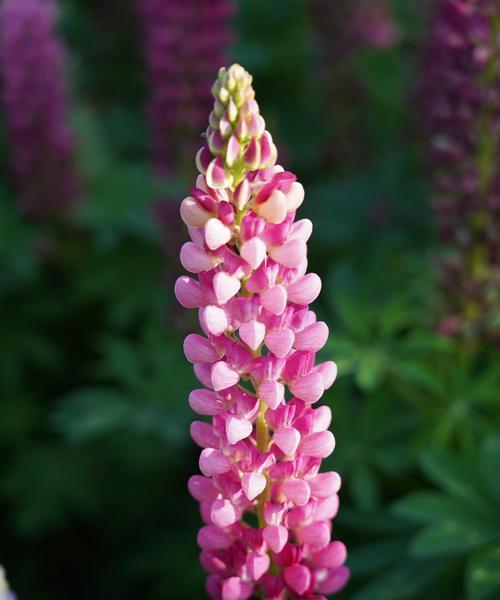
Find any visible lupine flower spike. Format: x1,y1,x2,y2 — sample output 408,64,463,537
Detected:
0,0,80,219
0,566,15,600
422,0,500,340
175,64,349,600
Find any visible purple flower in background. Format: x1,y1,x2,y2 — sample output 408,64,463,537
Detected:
0,0,80,220
138,0,235,177
0,566,15,600
421,0,500,341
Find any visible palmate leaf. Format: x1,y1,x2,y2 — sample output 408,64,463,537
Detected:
467,545,500,600
410,521,499,558
347,539,409,577
479,437,500,504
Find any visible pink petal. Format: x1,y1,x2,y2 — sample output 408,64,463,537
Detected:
184,333,219,363
180,196,211,227
285,181,305,211
316,361,337,389
222,576,253,600
180,242,215,273
197,525,232,550
189,389,225,416
206,157,233,189
269,239,307,268
188,475,218,502
174,276,207,309
199,448,232,476
240,237,267,269
260,285,287,315
287,273,322,305
246,551,270,581
259,380,285,410
263,524,288,553
190,421,219,448
315,495,339,520
200,306,229,336
225,134,240,168
309,472,342,497
211,361,240,391
289,218,313,242
244,137,261,169
233,178,251,211
312,405,332,432
205,218,232,250
316,566,350,595
194,362,213,388
239,319,266,351
284,564,311,596
211,498,237,528
311,541,347,569
265,329,295,358
256,190,287,224
282,478,311,506
273,427,301,456
241,471,266,500
289,372,324,403
226,416,252,444
213,272,241,304
299,431,336,458
294,321,329,352
297,521,330,548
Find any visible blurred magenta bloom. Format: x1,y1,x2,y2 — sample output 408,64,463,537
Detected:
421,0,500,340
139,0,235,176
0,566,15,600
175,64,349,599
0,0,80,220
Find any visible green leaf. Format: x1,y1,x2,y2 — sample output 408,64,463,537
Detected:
479,437,500,504
350,462,380,512
410,521,499,558
348,539,409,577
393,492,485,526
467,545,500,600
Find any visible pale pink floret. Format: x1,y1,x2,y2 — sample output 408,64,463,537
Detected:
175,64,348,599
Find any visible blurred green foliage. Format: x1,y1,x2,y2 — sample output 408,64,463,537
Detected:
0,1,498,599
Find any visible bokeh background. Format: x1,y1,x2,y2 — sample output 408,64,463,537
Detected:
1,0,500,598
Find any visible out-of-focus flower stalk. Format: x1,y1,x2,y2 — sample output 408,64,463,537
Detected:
138,0,235,177
175,64,349,599
421,0,500,341
0,0,80,220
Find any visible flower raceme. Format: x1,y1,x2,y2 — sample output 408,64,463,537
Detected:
175,64,349,600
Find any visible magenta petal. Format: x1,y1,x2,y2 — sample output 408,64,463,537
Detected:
297,521,330,548
270,239,307,268
294,321,329,352
259,380,285,410
287,273,322,305
199,448,232,476
206,157,232,189
222,576,253,600
246,551,270,581
282,478,311,506
211,360,240,391
213,271,241,304
283,564,311,596
225,134,241,168
226,416,252,444
289,371,324,403
205,218,232,250
316,361,337,389
309,472,342,497
189,389,225,416
265,328,295,358
240,237,267,269
299,431,336,458
197,525,232,550
190,421,219,448
311,541,347,569
260,285,287,315
188,475,218,502
263,524,288,553
174,276,207,308
241,471,266,500
239,319,266,350
273,427,301,456
183,333,219,363
180,242,215,273
210,498,237,528
316,566,350,595
200,305,229,336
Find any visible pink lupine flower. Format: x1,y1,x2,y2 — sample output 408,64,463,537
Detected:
176,64,349,599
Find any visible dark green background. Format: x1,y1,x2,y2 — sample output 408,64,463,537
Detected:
1,1,499,598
